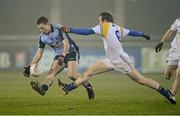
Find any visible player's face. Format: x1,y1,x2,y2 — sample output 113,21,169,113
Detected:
37,23,50,33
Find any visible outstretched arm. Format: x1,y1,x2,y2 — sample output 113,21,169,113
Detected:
159,29,175,43
70,28,95,35
128,30,150,40
155,19,178,53
30,48,43,65
23,48,43,78
155,29,175,53
61,27,95,35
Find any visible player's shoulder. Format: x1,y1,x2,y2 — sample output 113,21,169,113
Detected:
53,24,62,29
174,18,180,22
171,18,180,25
173,18,180,24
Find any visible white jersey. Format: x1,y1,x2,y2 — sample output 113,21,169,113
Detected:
170,19,180,50
92,22,130,62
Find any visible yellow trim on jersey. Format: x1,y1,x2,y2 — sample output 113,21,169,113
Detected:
119,26,123,37
101,22,110,38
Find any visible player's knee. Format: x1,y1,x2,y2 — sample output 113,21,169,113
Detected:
67,71,76,78
136,78,146,85
48,68,56,75
164,72,172,79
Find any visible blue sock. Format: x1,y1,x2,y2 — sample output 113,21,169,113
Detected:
158,86,168,97
66,82,77,91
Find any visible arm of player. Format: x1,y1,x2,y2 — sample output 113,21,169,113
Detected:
155,29,175,53
159,29,175,43
70,28,95,35
58,38,69,66
61,26,95,35
62,38,69,57
23,48,43,77
30,48,43,65
128,30,150,40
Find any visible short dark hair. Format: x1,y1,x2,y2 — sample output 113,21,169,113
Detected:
98,11,114,23
36,16,48,25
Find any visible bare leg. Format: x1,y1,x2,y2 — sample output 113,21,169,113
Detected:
31,59,65,95
67,60,96,99
44,60,65,87
75,60,112,86
67,61,79,80
67,61,90,86
127,68,160,90
57,60,112,96
164,65,176,80
171,66,180,96
127,68,176,104
58,60,176,104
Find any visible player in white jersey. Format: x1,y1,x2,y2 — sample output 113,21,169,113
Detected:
155,18,180,99
23,16,94,99
59,11,176,104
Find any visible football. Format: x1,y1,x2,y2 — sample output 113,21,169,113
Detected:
30,63,43,77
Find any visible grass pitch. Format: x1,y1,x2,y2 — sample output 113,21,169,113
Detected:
0,72,180,115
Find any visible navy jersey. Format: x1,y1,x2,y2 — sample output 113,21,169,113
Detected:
39,24,76,56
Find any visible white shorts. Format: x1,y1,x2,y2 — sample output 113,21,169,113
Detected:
101,54,134,74
166,48,180,66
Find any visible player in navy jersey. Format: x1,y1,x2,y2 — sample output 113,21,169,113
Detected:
23,16,94,99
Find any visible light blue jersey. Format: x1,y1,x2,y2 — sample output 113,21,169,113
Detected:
39,24,76,56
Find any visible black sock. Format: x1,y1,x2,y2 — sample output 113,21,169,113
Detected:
69,77,76,81
82,82,90,88
158,85,168,97
42,84,48,91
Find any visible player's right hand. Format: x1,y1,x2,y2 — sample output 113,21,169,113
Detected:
61,26,70,33
143,34,150,40
23,65,31,77
155,42,163,53
58,55,65,66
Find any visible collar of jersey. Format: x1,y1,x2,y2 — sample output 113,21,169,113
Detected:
44,24,54,35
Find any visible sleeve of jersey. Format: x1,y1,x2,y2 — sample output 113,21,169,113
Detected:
92,25,101,34
70,28,95,35
128,30,144,37
170,19,177,31
38,37,45,48
121,27,130,36
121,27,144,37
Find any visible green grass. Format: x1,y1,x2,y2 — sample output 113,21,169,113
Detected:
0,72,180,115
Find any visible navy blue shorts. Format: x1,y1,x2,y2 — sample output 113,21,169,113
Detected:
54,51,77,65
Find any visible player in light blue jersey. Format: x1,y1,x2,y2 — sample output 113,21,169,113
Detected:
23,16,94,99
58,11,176,104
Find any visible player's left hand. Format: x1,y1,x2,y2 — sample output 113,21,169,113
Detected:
58,55,65,66
143,34,150,40
155,42,163,53
23,65,31,78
